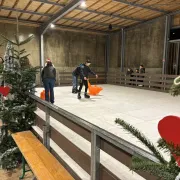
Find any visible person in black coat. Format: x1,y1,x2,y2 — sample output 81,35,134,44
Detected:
139,65,145,74
78,60,98,99
41,59,56,104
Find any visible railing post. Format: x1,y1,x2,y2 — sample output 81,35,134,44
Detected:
121,28,125,72
91,130,100,180
162,15,171,75
39,34,44,85
125,74,127,85
43,106,50,150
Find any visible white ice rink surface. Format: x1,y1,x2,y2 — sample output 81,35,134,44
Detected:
34,85,180,179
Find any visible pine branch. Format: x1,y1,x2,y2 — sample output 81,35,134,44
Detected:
20,54,30,59
115,119,167,164
170,83,180,96
170,77,180,96
0,34,17,45
132,156,177,180
158,138,180,156
19,35,34,46
14,34,19,45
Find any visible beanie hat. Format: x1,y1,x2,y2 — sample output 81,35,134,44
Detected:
86,60,91,64
46,58,52,63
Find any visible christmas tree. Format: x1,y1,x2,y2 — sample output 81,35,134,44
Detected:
170,76,180,96
115,119,180,180
0,21,39,169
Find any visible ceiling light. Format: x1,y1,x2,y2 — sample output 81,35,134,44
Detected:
80,1,86,8
51,24,55,28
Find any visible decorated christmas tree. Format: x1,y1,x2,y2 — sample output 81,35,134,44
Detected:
115,119,180,180
0,20,39,169
170,76,180,96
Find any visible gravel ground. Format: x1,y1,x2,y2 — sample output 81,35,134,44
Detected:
0,166,33,180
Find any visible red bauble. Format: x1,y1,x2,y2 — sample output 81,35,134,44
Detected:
158,116,180,166
0,86,10,97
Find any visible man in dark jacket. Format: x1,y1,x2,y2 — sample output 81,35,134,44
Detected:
78,60,98,99
41,59,56,104
139,65,145,74
72,63,84,94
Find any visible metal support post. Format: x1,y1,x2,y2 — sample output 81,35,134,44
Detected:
40,34,44,83
91,130,100,180
176,43,180,75
105,35,110,82
162,15,171,74
121,28,125,72
43,106,50,150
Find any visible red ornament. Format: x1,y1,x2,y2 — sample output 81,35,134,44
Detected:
0,86,10,97
158,116,180,166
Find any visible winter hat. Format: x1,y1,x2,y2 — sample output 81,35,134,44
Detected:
46,58,52,63
86,60,91,64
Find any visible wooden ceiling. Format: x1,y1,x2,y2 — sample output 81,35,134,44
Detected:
0,0,180,32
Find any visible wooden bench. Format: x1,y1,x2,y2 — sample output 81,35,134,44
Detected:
12,131,74,180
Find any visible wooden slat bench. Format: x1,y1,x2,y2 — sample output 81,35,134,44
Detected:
12,131,74,180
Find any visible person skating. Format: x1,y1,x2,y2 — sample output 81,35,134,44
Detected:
41,58,56,104
72,63,84,94
77,60,98,99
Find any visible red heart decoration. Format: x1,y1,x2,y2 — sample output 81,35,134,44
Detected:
158,116,180,166
0,86,10,97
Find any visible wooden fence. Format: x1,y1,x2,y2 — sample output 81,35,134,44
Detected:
107,72,177,92
57,71,106,86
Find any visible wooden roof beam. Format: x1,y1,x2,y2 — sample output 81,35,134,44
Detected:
113,0,169,13
39,0,82,34
0,6,124,29
32,0,143,22
62,17,124,29
0,16,107,35
0,6,51,17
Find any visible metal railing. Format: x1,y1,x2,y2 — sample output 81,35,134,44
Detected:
29,94,159,180
107,72,177,92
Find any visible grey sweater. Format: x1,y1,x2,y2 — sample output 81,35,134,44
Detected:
41,65,56,80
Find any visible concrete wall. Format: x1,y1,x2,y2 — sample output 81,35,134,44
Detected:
0,23,106,71
44,29,106,72
0,23,39,67
109,17,166,74
109,32,121,69
0,23,106,84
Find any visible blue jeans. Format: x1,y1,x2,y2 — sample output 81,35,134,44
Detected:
43,78,55,103
72,75,78,89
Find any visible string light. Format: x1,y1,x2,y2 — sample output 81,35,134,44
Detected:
80,1,86,8
51,24,55,28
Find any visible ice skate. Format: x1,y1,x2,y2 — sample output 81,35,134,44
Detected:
84,92,90,98
77,92,81,99
72,88,77,94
